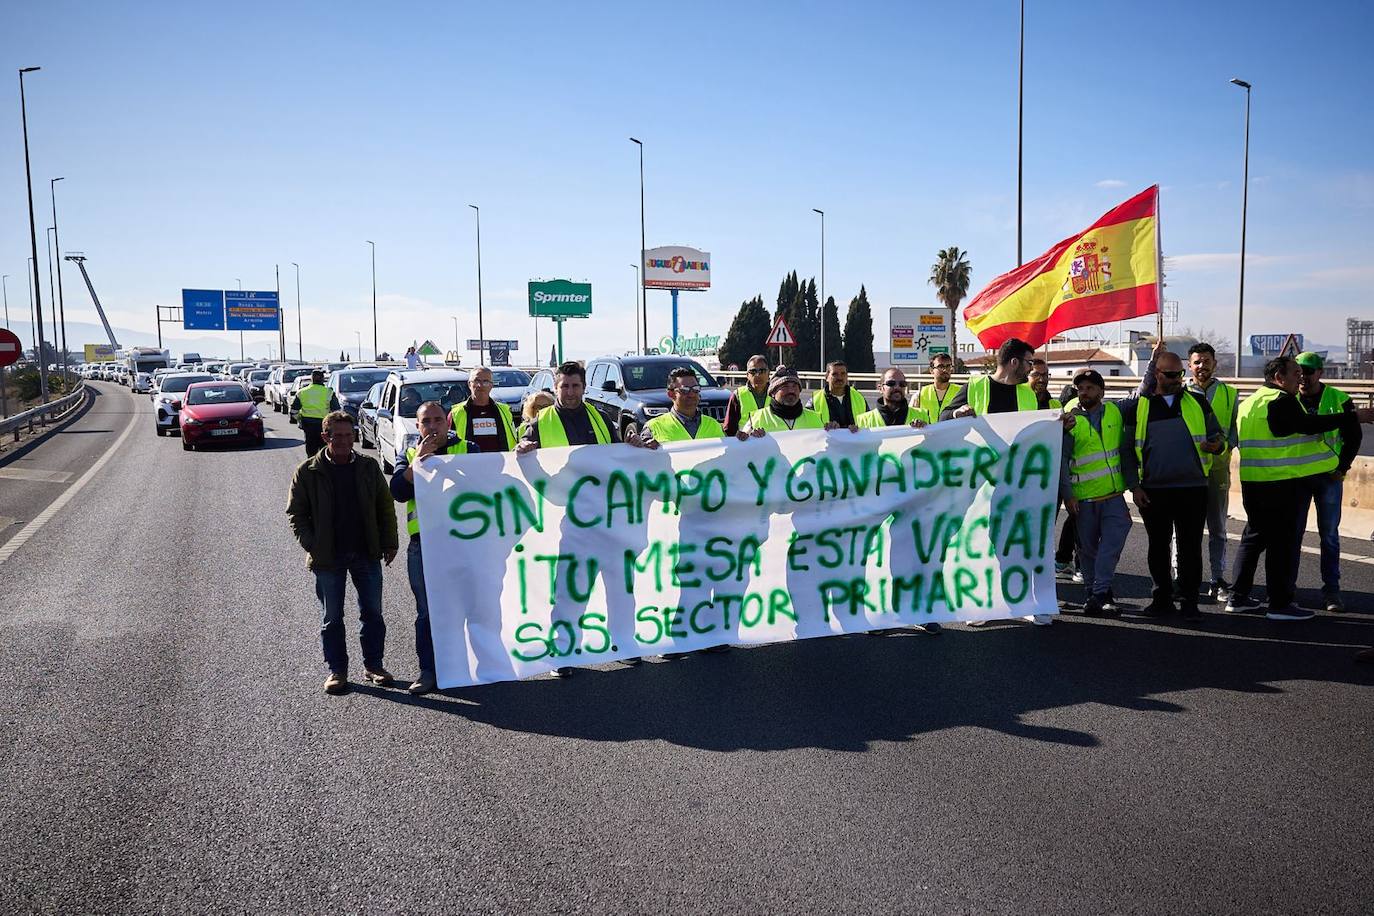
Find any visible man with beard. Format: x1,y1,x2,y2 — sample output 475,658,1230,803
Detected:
917,352,961,422
743,366,828,433
724,354,771,436
810,360,867,428
1064,370,1130,617
1029,358,1062,409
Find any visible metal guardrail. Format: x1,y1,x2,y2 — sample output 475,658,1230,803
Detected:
0,380,88,443
714,370,1374,407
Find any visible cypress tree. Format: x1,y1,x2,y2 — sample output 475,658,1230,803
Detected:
821,295,842,370
842,285,876,373
719,295,772,370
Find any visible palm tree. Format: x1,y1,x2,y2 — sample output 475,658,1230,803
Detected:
928,246,972,368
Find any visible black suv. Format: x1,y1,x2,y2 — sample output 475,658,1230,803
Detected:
583,355,731,439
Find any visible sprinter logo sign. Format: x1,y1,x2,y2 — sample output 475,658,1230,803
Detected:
529,279,593,317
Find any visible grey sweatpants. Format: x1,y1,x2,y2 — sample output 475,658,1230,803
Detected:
1203,456,1231,582
1077,495,1132,597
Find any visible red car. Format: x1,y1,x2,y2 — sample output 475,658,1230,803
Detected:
177,381,265,450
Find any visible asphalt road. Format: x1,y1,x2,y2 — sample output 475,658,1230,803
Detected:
3,382,1372,915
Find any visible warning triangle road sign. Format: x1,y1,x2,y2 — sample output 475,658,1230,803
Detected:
766,315,797,347
1277,333,1301,358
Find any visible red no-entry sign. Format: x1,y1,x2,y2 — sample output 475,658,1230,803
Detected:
0,328,22,367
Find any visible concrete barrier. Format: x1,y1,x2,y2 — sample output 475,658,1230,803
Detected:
1227,453,1374,541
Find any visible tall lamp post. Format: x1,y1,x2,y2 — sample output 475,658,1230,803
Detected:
19,66,48,402
50,177,67,382
812,208,825,371
365,241,377,360
2,274,9,328
1230,77,1252,377
292,262,303,361
468,205,484,362
355,330,362,363
630,264,639,356
629,137,646,354
451,315,459,359
45,228,57,371
1016,0,1025,266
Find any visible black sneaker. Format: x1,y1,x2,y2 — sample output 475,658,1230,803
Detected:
1179,603,1203,622
1082,595,1109,618
551,666,575,678
917,622,942,634
1225,593,1261,614
1139,601,1175,619
1324,593,1345,613
1266,605,1316,622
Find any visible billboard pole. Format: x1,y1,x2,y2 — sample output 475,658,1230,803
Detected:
630,138,646,355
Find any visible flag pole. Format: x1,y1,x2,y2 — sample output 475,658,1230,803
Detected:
1154,185,1164,342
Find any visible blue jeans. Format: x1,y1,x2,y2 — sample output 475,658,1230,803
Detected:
314,553,385,673
1076,495,1132,597
1295,473,1342,595
407,538,436,677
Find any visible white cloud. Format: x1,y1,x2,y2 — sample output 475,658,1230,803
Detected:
1094,179,1126,189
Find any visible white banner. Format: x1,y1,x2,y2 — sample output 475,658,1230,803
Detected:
415,412,1062,687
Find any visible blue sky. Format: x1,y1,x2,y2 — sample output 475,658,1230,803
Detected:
3,0,1371,362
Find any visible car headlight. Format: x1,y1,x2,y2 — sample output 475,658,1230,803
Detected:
643,407,670,417
182,418,202,427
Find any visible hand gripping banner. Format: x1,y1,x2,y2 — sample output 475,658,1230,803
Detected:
414,412,1062,687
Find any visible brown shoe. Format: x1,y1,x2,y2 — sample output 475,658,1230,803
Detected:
324,671,348,694
364,667,394,686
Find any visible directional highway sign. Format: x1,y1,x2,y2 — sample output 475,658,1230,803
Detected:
224,291,280,331
181,289,226,330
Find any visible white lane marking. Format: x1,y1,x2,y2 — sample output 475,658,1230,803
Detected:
0,467,74,483
1125,509,1374,567
0,400,139,566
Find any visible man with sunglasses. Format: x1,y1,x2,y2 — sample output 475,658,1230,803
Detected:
724,354,771,436
1118,348,1225,620
642,366,732,444
1292,352,1361,611
1227,356,1373,620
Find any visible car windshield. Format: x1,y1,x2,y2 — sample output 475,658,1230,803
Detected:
283,368,315,383
490,369,530,387
187,385,250,405
621,361,717,391
161,375,214,393
398,381,471,418
249,370,271,382
336,370,389,393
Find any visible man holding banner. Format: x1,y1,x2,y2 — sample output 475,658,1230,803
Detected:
917,352,961,422
810,360,867,428
723,354,770,436
391,401,480,695
743,367,827,433
642,366,731,444
941,339,1039,420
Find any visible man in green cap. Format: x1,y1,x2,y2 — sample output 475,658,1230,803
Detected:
1294,351,1362,611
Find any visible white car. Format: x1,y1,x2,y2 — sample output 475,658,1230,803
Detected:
131,371,154,393
372,368,472,473
269,366,316,413
152,373,215,436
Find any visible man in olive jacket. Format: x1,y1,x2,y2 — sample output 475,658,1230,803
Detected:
287,410,399,694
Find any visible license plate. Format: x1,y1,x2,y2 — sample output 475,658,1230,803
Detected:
210,428,239,436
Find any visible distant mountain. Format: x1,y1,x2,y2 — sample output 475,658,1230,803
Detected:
2,319,351,362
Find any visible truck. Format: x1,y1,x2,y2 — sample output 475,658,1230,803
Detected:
123,347,172,391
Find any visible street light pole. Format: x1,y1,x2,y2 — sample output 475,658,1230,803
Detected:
1231,77,1252,377
235,277,243,360
50,177,67,382
1016,0,1025,266
19,67,48,402
366,241,377,360
2,275,9,328
813,208,825,371
355,330,362,363
293,262,302,361
630,264,639,356
630,137,646,354
451,315,459,358
468,205,484,362
45,228,57,372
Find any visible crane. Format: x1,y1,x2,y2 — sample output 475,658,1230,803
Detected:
63,252,119,349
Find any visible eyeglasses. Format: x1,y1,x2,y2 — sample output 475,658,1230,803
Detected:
1160,370,1184,379
882,380,907,388
746,368,768,375
472,378,493,385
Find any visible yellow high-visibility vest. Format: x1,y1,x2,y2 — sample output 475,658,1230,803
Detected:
448,400,517,453
856,404,928,428
645,412,725,442
746,405,825,432
535,403,611,447
966,375,1037,416
404,440,466,536
297,384,332,420
810,386,867,424
918,383,962,421
1135,393,1213,477
1068,402,1125,500
1237,386,1339,482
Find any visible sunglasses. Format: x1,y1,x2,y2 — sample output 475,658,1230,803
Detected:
1160,370,1184,379
882,380,907,388
674,385,701,393
747,368,768,375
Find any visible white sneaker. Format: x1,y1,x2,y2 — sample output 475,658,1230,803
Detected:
1023,614,1054,626
1070,571,1085,585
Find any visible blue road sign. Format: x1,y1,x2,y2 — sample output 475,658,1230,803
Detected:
182,289,226,330
225,290,281,331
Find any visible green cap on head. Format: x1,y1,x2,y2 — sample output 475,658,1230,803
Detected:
1294,351,1324,370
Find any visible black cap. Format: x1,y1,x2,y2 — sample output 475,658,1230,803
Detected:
1072,368,1105,388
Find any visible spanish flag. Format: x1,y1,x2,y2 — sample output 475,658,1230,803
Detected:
963,186,1160,349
